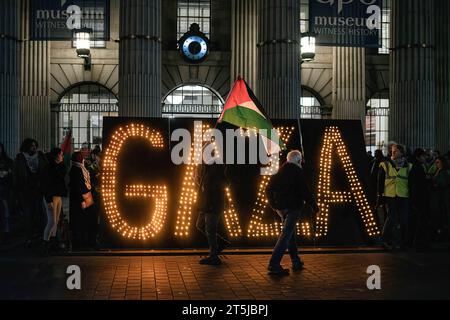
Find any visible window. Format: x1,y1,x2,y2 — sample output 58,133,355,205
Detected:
300,87,323,119
71,1,107,48
177,0,211,39
366,93,389,154
163,85,224,118
379,0,391,54
56,84,118,150
300,0,309,34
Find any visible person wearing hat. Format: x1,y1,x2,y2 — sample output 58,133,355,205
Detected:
408,148,431,250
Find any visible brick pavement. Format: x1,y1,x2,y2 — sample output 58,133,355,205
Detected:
1,252,449,300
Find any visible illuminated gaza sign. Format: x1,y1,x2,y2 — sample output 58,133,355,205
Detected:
101,123,380,240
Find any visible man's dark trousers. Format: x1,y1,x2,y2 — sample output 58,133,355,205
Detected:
269,209,302,267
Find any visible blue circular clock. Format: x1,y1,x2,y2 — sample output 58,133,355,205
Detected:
181,35,209,62
179,24,210,64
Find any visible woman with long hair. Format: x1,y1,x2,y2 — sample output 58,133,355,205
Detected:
41,148,67,254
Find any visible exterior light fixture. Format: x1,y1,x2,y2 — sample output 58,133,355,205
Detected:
301,33,316,63
74,28,93,70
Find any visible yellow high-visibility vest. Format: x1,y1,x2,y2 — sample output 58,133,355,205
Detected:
380,161,412,198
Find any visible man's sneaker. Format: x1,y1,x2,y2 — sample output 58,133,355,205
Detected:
268,265,290,276
292,260,305,271
199,255,222,265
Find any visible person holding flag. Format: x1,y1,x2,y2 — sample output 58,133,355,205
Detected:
218,77,318,275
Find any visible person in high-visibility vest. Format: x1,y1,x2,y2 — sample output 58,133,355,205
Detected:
377,144,412,250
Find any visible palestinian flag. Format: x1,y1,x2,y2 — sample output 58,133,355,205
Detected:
218,78,284,155
61,130,72,170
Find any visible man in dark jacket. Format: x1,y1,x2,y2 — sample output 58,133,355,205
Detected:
195,156,229,265
409,148,431,250
266,150,319,276
13,139,48,245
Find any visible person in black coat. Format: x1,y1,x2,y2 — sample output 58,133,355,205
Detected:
0,143,14,244
13,139,48,245
195,147,229,265
84,147,102,247
408,148,432,250
69,152,93,251
41,148,67,254
266,150,319,276
371,150,388,225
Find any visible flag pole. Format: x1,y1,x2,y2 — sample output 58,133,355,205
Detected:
297,83,305,161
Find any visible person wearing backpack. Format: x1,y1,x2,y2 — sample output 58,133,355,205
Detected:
266,150,319,276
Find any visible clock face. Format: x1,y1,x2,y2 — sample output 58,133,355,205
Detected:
181,35,209,62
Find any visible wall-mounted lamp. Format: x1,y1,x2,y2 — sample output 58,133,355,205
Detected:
74,28,93,71
301,33,316,63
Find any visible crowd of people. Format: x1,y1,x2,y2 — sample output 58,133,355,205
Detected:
1,137,449,265
368,144,450,251
0,139,102,254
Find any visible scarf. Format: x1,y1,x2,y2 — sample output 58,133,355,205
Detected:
72,161,92,191
392,157,406,170
22,152,39,174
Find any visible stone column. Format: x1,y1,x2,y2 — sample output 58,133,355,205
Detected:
435,0,450,152
0,0,21,155
389,0,436,149
119,0,162,117
331,47,366,121
230,0,258,91
20,0,51,150
257,0,300,119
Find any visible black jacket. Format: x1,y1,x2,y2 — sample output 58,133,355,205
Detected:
13,151,47,200
69,165,91,208
0,156,13,190
408,160,429,209
196,163,228,214
41,162,68,203
269,162,319,212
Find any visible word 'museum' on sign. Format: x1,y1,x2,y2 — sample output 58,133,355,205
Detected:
101,118,380,247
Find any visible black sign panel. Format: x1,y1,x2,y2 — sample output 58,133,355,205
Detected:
99,118,379,248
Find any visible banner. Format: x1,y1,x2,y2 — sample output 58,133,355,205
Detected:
309,0,382,47
30,0,110,41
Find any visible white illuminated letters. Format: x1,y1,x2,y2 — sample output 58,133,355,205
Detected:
315,127,380,237
102,124,167,240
